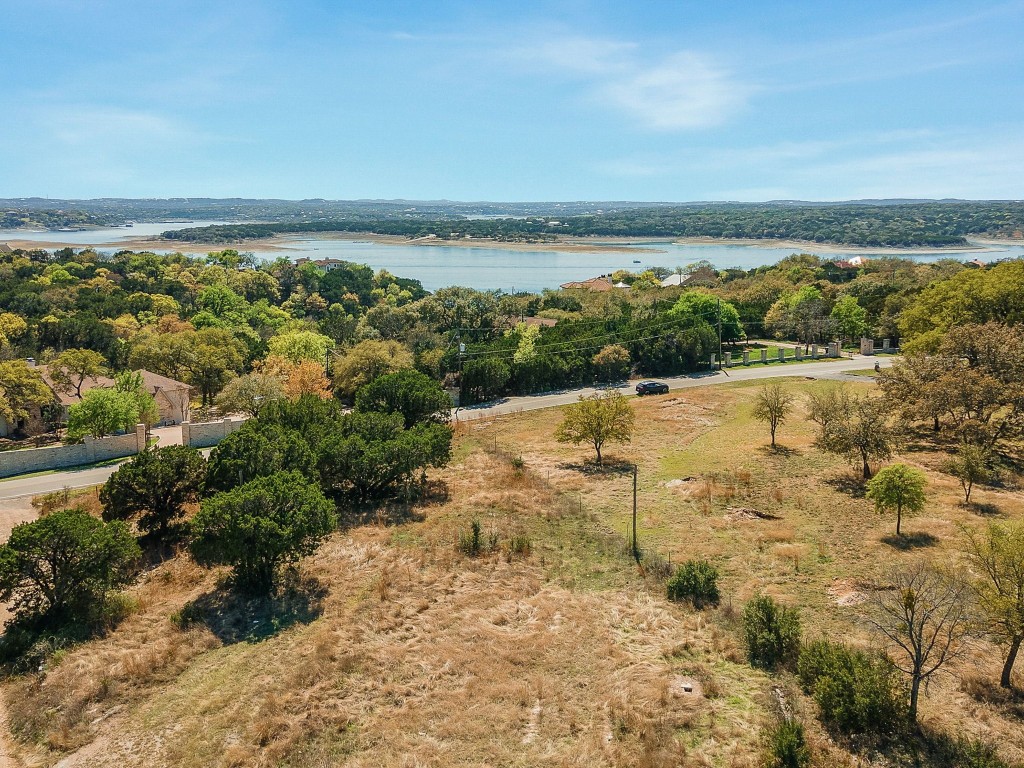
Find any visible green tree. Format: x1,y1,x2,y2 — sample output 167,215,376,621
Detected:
797,640,907,736
215,372,285,418
66,387,140,441
813,391,899,478
48,348,108,399
333,339,414,400
317,411,452,500
0,312,28,352
743,594,801,669
867,562,971,722
100,446,206,540
830,295,868,347
554,390,635,465
591,344,631,382
205,424,318,493
899,260,1024,343
962,521,1024,688
182,327,247,406
764,720,811,768
460,357,511,404
354,368,452,428
0,360,54,429
114,371,159,427
0,508,139,628
666,559,720,608
267,328,334,364
669,291,744,343
190,471,336,593
752,381,795,447
866,463,926,537
945,444,990,504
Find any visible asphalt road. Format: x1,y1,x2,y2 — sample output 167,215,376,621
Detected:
0,355,892,504
455,354,892,420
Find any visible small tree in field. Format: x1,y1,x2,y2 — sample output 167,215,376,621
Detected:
100,445,207,540
866,463,926,537
190,471,336,593
945,444,990,504
753,381,795,447
810,388,898,478
554,390,634,465
867,561,971,723
962,521,1024,688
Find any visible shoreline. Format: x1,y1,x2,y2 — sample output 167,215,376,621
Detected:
3,230,1021,258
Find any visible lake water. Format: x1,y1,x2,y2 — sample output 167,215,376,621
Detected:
3,222,1023,293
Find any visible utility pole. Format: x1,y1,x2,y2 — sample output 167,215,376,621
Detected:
632,463,640,563
717,297,723,371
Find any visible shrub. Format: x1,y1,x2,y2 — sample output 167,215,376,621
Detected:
0,508,140,652
667,559,720,608
459,520,483,556
190,471,336,594
100,445,206,540
743,594,801,669
763,719,810,768
507,534,531,558
797,639,907,736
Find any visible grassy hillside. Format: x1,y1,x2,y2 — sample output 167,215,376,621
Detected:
4,378,1023,767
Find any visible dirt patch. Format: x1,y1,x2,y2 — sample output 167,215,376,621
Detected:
0,495,37,543
827,579,868,607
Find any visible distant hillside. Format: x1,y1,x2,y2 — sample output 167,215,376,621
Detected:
160,201,1024,248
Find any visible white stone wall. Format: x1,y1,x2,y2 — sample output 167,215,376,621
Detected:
0,424,145,479
181,418,247,449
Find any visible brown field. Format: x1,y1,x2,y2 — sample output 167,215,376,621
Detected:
3,377,1023,767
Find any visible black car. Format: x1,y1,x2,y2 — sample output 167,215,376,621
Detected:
635,380,669,395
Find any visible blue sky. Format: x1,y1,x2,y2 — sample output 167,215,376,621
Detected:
2,0,1023,201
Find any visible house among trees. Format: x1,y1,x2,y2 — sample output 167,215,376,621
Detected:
35,364,191,426
0,243,13,255
294,257,350,272
559,276,615,291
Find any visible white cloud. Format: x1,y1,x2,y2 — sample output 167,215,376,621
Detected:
512,35,751,131
48,107,192,148
598,52,750,130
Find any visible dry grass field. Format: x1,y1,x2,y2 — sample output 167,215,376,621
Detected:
3,377,1023,767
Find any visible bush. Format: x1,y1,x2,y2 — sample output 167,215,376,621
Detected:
190,471,336,593
0,508,140,654
459,520,483,556
100,445,206,540
797,639,907,736
743,594,801,669
764,719,810,768
667,559,720,608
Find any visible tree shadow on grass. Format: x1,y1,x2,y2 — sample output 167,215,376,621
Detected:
180,569,326,645
558,457,635,477
881,531,939,550
758,445,798,458
965,501,1003,517
823,472,867,499
337,480,448,529
961,676,1024,720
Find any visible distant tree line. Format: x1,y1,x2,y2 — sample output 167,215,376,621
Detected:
160,201,1024,247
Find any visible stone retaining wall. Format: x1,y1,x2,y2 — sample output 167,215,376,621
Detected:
0,424,146,479
181,418,247,449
